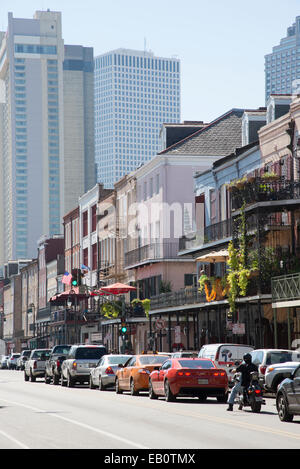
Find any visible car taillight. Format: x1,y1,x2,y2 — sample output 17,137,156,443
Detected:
255,389,261,394
177,371,191,376
259,365,267,375
105,366,114,375
33,361,37,369
72,361,77,370
56,360,60,369
213,372,226,376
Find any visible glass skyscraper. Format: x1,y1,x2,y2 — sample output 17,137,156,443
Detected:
265,16,300,104
94,49,181,188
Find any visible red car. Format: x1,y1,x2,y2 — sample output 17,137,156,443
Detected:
149,357,228,402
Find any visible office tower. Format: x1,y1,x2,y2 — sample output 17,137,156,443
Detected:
0,10,96,264
265,16,300,103
94,49,181,188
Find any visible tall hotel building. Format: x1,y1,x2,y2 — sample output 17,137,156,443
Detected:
94,49,181,188
0,10,96,264
265,16,300,103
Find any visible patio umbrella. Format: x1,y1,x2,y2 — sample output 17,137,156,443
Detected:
100,282,137,295
196,249,229,264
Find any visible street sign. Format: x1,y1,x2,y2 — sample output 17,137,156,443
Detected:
155,318,166,331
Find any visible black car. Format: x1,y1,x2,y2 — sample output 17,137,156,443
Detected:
276,364,300,422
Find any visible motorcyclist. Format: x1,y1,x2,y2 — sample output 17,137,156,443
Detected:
226,353,258,411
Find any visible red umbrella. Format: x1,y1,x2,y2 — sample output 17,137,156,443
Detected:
90,290,107,296
100,282,136,295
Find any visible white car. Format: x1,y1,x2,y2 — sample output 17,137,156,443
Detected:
250,349,300,389
7,353,21,369
265,361,300,393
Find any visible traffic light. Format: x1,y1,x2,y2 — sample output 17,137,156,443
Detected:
71,268,84,286
120,318,127,335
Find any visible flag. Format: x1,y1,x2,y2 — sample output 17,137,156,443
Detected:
81,264,90,271
62,271,72,285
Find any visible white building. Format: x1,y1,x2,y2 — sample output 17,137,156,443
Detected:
0,10,96,264
94,48,181,188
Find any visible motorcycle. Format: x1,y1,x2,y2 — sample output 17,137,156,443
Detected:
235,371,265,413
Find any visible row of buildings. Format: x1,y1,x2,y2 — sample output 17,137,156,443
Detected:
2,92,300,355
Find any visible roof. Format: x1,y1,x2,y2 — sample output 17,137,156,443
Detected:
159,109,245,156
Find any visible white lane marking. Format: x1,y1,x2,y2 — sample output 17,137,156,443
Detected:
0,398,148,449
0,428,29,449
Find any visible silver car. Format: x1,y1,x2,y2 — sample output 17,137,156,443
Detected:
89,354,132,390
265,361,300,393
0,355,9,369
61,345,107,387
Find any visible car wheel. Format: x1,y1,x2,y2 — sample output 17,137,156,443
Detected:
217,392,228,403
24,371,29,382
53,374,60,385
198,394,207,402
164,380,175,402
30,370,36,382
115,378,123,394
130,379,139,396
149,380,158,400
67,373,75,388
99,377,106,391
89,375,96,389
45,373,51,384
61,373,66,387
277,393,294,422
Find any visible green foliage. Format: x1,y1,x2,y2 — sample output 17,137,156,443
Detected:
100,301,122,319
131,298,151,318
198,274,209,292
159,280,172,293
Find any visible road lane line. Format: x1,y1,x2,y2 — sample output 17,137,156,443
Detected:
0,398,148,449
0,428,29,449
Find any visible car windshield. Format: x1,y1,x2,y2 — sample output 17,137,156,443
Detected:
139,356,169,365
32,350,51,359
178,359,215,369
23,351,31,357
107,356,129,365
75,347,106,360
266,351,300,365
53,346,71,355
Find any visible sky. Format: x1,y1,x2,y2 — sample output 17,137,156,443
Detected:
0,0,299,123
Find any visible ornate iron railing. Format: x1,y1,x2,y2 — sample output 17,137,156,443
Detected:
231,178,300,212
272,272,300,302
150,287,207,310
179,219,232,252
124,242,180,267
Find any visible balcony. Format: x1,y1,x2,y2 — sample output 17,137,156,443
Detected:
231,178,300,212
50,310,99,324
179,219,232,253
124,242,181,268
150,287,207,311
272,272,300,304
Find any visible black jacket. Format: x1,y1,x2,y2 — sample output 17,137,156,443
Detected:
236,362,258,387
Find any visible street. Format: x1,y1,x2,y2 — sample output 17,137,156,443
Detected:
0,370,300,450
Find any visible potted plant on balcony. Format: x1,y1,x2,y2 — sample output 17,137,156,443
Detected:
131,298,151,318
261,170,279,182
100,300,122,319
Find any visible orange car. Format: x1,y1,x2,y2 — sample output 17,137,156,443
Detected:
115,354,169,395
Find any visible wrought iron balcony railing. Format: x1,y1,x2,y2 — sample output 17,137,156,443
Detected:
231,178,300,212
179,218,232,252
150,287,207,311
272,272,300,302
124,242,181,268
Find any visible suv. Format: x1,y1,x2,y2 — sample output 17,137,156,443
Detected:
61,345,107,387
250,349,300,389
7,353,21,369
265,359,300,393
16,350,31,370
45,344,72,385
24,348,51,382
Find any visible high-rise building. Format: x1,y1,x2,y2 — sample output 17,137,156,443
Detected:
265,16,300,103
0,10,96,264
94,48,181,188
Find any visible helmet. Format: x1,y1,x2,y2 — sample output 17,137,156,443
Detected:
243,353,252,364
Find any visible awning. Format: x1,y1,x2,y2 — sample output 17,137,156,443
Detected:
196,249,229,263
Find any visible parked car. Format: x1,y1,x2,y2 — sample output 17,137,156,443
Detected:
171,351,198,358
265,361,300,393
89,354,131,390
198,343,254,386
250,349,300,389
149,357,228,402
61,345,107,387
0,355,9,369
115,354,169,395
7,353,21,369
45,344,72,385
16,350,31,370
276,364,300,422
24,349,51,382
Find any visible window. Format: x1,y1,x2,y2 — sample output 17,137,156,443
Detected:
82,211,88,237
92,243,97,271
91,204,97,232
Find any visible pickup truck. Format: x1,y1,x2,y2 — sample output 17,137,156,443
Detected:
264,361,300,393
24,348,51,382
61,344,107,387
45,344,71,385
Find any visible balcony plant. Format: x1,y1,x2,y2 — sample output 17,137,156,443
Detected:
198,275,227,302
131,298,151,318
100,300,122,319
261,171,279,182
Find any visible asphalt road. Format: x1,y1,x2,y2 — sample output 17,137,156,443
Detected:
0,369,300,450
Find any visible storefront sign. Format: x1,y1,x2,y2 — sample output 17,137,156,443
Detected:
232,323,245,335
